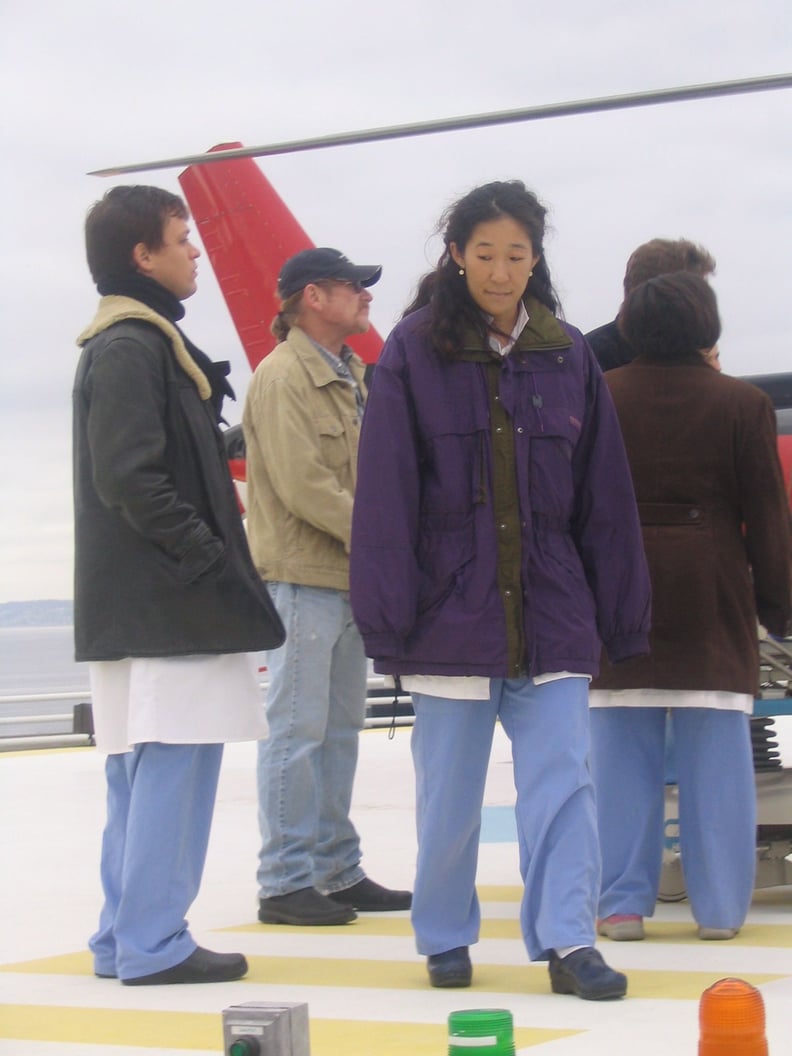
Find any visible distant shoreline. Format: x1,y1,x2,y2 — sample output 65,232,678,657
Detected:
0,601,74,629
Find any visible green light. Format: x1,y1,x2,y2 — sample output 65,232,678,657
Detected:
229,1038,260,1056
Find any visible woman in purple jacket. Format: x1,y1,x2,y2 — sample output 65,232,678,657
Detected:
350,181,651,1000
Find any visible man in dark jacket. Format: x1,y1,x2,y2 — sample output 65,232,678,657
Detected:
73,186,284,986
586,238,715,371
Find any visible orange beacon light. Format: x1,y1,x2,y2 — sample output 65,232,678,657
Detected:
698,977,767,1056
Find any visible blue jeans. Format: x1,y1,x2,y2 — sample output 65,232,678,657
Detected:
410,677,598,961
256,583,367,898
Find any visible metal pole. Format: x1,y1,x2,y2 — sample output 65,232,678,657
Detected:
89,73,792,177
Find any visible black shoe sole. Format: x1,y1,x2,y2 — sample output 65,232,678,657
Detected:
429,971,473,988
258,908,357,926
329,897,412,912
550,975,627,1000
122,964,247,985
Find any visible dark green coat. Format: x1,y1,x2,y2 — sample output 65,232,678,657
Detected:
73,296,284,661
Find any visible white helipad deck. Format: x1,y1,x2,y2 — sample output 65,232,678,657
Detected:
1,725,790,1055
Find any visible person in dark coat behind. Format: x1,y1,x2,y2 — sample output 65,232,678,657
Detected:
589,272,792,943
351,180,651,1001
586,239,716,372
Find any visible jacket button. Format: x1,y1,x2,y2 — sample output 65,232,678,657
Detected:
499,523,507,530
556,355,564,364
688,509,701,520
495,426,503,433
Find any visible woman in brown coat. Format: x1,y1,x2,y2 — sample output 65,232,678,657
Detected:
589,272,791,942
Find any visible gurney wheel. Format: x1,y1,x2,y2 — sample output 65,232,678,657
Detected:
657,852,687,902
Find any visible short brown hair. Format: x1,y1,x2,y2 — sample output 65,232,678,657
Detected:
85,185,188,288
618,272,721,363
623,238,715,295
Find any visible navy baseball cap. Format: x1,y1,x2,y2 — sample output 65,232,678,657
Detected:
277,247,382,300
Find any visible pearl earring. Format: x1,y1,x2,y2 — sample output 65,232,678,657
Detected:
458,268,465,276
528,270,533,278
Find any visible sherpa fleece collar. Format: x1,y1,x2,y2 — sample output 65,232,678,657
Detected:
77,295,211,401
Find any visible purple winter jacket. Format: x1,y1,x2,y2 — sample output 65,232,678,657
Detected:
350,301,651,679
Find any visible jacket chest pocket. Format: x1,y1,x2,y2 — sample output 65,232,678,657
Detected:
315,415,352,470
424,427,489,513
517,406,583,518
521,405,581,452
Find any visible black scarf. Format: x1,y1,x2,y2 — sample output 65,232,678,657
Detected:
97,273,235,423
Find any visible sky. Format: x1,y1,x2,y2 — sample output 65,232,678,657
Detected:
1,0,790,602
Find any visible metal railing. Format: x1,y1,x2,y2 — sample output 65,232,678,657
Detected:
3,640,788,753
0,678,414,753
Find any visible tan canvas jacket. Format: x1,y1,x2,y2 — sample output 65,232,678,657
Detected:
242,326,367,591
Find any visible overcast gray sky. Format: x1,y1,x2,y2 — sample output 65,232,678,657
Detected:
1,0,790,602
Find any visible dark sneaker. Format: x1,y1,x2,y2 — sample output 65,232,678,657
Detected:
327,876,412,912
122,946,247,986
427,946,472,988
548,947,627,1000
258,886,357,925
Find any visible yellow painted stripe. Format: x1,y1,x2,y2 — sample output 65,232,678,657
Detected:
622,969,785,1000
225,916,792,947
0,1004,223,1050
1,950,786,1000
600,922,792,947
0,1005,575,1053
312,1020,577,1055
477,885,524,901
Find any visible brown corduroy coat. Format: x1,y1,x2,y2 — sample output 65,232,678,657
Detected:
593,359,791,696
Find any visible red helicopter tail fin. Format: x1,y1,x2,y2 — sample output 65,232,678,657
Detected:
179,143,383,370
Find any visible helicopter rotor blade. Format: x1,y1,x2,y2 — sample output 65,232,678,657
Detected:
89,73,792,177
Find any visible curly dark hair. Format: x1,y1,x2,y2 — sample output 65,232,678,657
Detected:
402,180,560,359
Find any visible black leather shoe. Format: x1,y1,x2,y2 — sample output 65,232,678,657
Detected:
122,946,247,986
427,946,472,988
327,877,412,912
259,886,357,925
548,947,627,1000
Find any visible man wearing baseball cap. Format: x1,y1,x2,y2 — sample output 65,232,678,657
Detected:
243,248,411,925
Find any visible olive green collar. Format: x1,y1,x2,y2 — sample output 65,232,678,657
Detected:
459,297,572,362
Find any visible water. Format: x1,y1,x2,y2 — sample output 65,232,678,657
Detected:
0,626,89,737
1,627,788,753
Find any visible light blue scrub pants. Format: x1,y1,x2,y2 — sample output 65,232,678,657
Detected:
257,583,367,898
590,707,756,929
89,741,223,980
410,677,599,961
